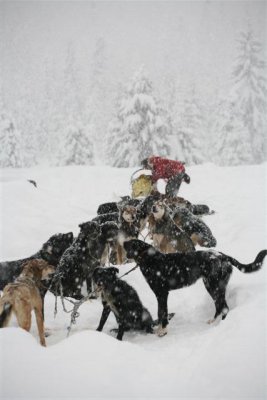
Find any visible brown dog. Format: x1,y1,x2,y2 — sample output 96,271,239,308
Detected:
0,259,55,346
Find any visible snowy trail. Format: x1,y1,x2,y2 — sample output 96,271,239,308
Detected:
0,163,266,399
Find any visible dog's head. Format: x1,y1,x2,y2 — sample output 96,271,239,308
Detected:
100,221,119,242
92,266,119,292
78,221,101,238
151,200,166,220
138,193,160,217
41,232,73,260
123,239,152,260
21,259,55,281
119,205,138,224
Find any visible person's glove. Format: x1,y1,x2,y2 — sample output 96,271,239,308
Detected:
183,173,190,184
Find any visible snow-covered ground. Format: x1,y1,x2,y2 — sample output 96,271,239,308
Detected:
0,163,266,399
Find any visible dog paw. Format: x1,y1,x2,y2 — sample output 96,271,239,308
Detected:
157,325,168,337
207,318,216,324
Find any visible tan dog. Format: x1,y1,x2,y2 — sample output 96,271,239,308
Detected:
0,259,55,346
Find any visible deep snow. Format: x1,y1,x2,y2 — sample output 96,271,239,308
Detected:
0,163,266,399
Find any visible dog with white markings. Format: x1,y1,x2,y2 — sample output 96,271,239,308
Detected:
93,267,154,340
124,239,267,337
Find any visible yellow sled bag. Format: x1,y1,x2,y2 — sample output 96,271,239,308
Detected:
131,174,153,198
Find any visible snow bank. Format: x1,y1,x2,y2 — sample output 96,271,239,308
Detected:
0,163,266,399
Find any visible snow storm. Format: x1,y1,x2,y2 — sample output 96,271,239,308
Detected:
0,1,266,400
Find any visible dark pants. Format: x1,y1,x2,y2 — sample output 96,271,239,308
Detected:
165,174,184,197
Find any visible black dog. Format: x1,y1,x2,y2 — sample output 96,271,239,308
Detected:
92,212,119,225
124,239,267,337
115,204,143,264
52,221,119,300
94,203,145,265
0,232,74,291
97,197,141,215
92,267,153,340
97,203,119,215
172,207,217,248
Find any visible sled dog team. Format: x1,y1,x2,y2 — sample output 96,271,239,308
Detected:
0,157,266,344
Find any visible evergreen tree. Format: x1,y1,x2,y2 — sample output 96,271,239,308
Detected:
107,66,171,167
0,100,22,168
86,37,110,163
40,59,64,166
55,45,94,166
212,99,252,165
59,116,94,166
160,74,185,161
176,87,205,165
14,93,39,167
231,28,267,163
61,44,82,117
202,90,222,163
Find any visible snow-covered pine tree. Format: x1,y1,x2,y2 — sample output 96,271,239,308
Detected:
106,66,171,167
159,74,185,161
212,99,252,165
231,28,267,163
55,45,94,166
202,90,222,163
176,86,205,165
0,98,22,168
38,62,56,165
14,92,39,167
61,43,83,117
86,37,111,163
60,116,94,166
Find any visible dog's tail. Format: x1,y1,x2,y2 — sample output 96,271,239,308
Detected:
0,302,12,328
222,250,267,273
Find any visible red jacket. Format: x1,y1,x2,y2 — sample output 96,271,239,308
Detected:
148,156,185,183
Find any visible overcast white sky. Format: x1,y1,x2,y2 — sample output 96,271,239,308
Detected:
1,1,266,103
